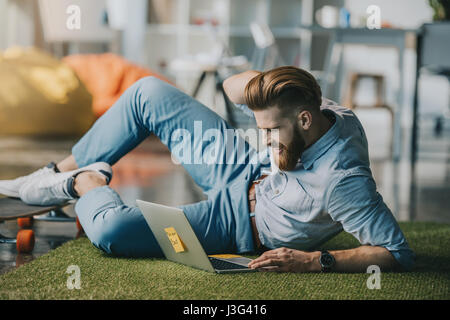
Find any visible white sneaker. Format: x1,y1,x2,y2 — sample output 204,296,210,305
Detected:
19,162,113,206
0,162,59,198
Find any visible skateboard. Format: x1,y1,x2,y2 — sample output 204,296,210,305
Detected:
0,197,83,253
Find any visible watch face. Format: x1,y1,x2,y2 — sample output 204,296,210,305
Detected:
321,254,333,266
320,252,335,269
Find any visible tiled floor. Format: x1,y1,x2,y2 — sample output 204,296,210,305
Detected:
0,116,448,275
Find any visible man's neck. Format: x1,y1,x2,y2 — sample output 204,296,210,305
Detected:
304,112,334,149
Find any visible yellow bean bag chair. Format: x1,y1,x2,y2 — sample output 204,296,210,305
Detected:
0,47,94,136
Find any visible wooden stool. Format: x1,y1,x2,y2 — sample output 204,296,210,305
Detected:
344,73,394,156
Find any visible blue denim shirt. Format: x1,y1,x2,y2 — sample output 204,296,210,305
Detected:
236,99,415,271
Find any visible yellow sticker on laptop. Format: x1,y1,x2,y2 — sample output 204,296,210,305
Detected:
164,227,185,253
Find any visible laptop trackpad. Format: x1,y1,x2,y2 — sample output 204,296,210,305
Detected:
225,257,252,266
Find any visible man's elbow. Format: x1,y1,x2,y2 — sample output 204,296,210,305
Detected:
223,78,242,104
222,78,233,99
380,247,403,271
360,245,403,272
223,70,261,105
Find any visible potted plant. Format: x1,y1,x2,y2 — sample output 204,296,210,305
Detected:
428,0,450,21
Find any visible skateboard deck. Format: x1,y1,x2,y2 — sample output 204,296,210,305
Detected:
0,197,69,221
0,197,80,254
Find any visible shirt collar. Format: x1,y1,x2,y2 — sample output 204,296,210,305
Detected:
299,109,341,170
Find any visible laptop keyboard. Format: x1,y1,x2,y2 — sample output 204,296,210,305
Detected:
208,257,248,270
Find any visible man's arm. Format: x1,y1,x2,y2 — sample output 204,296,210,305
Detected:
315,245,398,272
223,70,261,105
249,174,415,273
248,245,398,273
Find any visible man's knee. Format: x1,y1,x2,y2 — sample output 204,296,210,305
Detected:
136,76,172,98
132,76,178,117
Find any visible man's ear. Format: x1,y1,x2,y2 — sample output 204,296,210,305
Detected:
297,110,312,130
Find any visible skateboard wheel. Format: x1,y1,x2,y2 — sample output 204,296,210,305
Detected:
76,217,84,232
17,217,34,228
16,229,35,253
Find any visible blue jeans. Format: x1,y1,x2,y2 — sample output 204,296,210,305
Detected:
72,77,269,257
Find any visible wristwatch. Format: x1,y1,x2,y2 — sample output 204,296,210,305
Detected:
319,251,335,272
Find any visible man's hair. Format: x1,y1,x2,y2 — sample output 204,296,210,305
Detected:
244,66,322,115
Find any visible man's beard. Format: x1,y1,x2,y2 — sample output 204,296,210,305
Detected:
276,125,306,171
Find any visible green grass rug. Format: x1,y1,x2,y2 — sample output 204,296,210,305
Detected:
1,222,449,300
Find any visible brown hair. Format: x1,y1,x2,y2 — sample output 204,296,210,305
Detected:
244,66,322,114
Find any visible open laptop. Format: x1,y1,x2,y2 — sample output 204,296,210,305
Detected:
136,199,256,274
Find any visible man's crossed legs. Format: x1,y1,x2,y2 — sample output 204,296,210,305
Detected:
2,77,269,258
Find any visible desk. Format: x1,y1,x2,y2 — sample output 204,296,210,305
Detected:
299,26,417,161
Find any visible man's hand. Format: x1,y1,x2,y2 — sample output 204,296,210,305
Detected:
248,247,321,273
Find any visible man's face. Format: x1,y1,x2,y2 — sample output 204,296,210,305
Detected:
253,106,306,171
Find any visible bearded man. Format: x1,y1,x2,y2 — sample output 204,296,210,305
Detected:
0,66,414,273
